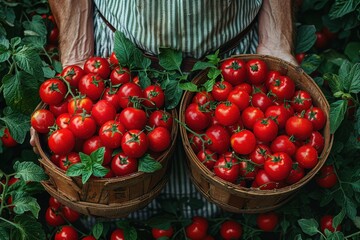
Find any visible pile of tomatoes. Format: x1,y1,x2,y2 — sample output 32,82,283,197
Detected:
185,57,327,189
31,53,174,177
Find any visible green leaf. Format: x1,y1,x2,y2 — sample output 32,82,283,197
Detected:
301,54,322,74
326,231,345,240
138,71,151,89
124,227,137,240
42,65,56,78
92,222,103,239
133,49,151,69
353,216,360,229
329,100,347,134
324,73,342,95
297,218,319,236
333,208,346,230
294,234,303,240
344,196,357,220
79,152,92,166
158,48,182,71
191,61,216,71
92,163,109,177
66,163,85,177
113,31,136,67
164,79,183,109
329,0,360,19
22,15,47,48
0,44,10,63
202,77,216,92
12,214,46,240
13,161,47,182
0,227,9,240
205,50,220,65
146,213,176,229
12,192,41,218
138,154,162,173
90,147,105,164
295,25,317,54
13,46,43,76
350,179,360,192
10,37,21,48
0,108,29,144
179,81,198,92
82,169,93,184
207,68,222,82
344,42,360,62
52,60,63,73
344,63,360,94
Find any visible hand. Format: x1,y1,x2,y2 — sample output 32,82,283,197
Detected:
256,45,298,66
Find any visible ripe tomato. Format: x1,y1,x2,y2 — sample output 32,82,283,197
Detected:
239,161,258,180
48,128,75,155
227,88,250,111
78,73,105,101
305,107,326,131
249,144,272,165
265,70,281,89
270,135,297,157
295,145,318,169
48,27,59,44
1,127,17,147
109,52,119,66
45,207,65,227
49,196,62,209
192,91,214,106
31,109,55,134
121,130,149,158
39,78,67,105
241,106,265,130
101,87,121,111
320,215,341,233
265,105,291,129
246,59,268,85
285,116,313,140
82,135,113,165
83,56,111,79
49,97,71,117
58,152,81,171
110,229,125,240
82,236,96,240
285,164,305,185
142,84,165,109
268,75,295,100
234,82,252,95
264,152,292,181
211,81,233,101
185,103,211,131
205,125,230,154
251,92,273,113
188,132,204,153
119,107,147,130
151,226,174,239
215,102,240,126
306,131,325,153
220,58,247,86
254,169,280,190
230,129,256,155
61,65,85,89
220,220,242,240
54,225,79,240
117,82,143,109
316,165,337,188
214,154,239,183
253,118,278,143
315,31,328,50
98,120,125,149
62,206,80,222
295,53,306,65
111,152,138,176
148,110,173,131
290,90,313,113
196,149,217,170
110,66,131,85
185,216,209,240
256,212,279,232
69,114,97,139
68,96,93,115
147,127,171,153
91,99,117,126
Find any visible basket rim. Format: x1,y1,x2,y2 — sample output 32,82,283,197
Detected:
179,53,334,196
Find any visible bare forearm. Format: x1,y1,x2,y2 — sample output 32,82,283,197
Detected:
48,0,94,67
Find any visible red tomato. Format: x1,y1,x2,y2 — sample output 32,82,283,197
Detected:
49,98,71,118
121,130,149,158
253,118,278,143
151,226,174,239
78,73,105,101
246,59,268,85
241,106,265,130
305,107,326,131
91,99,117,127
231,129,256,155
197,149,217,170
119,107,147,130
251,92,273,112
285,116,313,140
215,102,240,126
98,120,125,149
270,135,297,157
188,132,204,153
49,196,62,209
249,144,272,165
109,52,119,66
148,110,173,131
83,56,111,79
61,65,85,88
214,154,239,183
315,31,328,50
238,161,258,180
295,145,318,169
265,105,291,129
234,82,252,95
185,216,209,240
45,207,65,227
69,114,97,139
205,125,230,154
62,206,80,222
101,87,121,111
256,212,279,232
192,91,214,106
320,215,341,233
254,169,280,190
54,225,79,240
58,152,81,171
110,229,125,240
82,236,96,240
185,103,211,131
306,131,325,153
1,127,17,147
68,96,93,115
82,135,113,165
117,82,143,109
268,75,295,100
48,27,59,44
227,88,250,111
142,84,165,109
264,152,292,181
265,70,281,89
291,90,313,113
220,58,247,86
110,66,131,85
211,81,233,101
220,220,242,240
48,128,75,155
31,109,55,134
316,165,337,188
147,127,171,152
295,53,306,65
39,78,67,105
111,152,138,176
285,164,305,185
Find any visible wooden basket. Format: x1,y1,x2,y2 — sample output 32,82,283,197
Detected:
34,103,178,218
179,54,333,213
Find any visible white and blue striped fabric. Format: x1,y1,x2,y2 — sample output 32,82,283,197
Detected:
90,0,263,222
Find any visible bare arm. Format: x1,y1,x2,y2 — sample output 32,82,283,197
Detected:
256,0,297,65
48,0,94,67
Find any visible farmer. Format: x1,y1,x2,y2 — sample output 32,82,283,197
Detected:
31,0,297,219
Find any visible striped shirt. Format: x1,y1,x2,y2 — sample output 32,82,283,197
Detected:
89,0,263,224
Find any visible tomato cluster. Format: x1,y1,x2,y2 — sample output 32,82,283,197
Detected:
185,57,327,189
31,53,173,178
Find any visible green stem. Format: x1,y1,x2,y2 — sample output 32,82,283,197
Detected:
0,216,19,229
42,46,53,65
0,174,10,216
345,230,360,239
